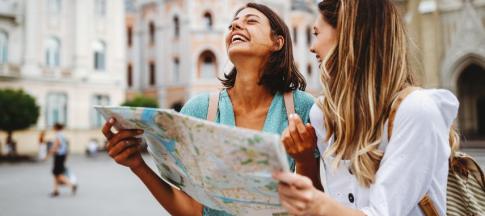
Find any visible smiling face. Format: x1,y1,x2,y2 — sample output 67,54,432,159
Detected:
309,14,337,64
225,8,282,61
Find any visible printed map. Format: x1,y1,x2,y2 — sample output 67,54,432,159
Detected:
95,106,290,215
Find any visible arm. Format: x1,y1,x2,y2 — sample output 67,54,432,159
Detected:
47,136,60,157
102,118,203,216
282,114,323,191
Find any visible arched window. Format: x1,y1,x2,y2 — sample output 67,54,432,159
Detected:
46,92,68,127
95,0,106,17
127,64,133,87
127,26,133,47
149,21,155,45
203,12,213,29
198,50,217,79
149,62,156,85
307,63,312,77
173,16,180,38
48,0,61,15
0,30,8,64
306,26,312,46
45,37,61,67
173,57,180,82
93,40,106,71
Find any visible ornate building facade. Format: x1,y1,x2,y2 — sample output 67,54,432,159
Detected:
124,0,321,110
0,0,126,153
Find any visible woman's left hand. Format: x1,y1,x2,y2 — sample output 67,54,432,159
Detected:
273,171,325,216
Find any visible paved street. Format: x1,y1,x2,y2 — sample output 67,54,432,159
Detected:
1,148,485,216
0,154,170,216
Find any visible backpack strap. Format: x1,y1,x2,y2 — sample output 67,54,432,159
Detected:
283,91,295,118
207,91,220,122
387,87,440,216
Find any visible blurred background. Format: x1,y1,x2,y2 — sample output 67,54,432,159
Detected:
0,0,484,215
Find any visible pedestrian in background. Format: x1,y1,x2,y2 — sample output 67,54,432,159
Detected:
47,123,77,197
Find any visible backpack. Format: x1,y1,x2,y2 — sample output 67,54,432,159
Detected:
388,87,485,216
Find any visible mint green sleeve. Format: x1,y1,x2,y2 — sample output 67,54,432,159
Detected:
180,93,210,120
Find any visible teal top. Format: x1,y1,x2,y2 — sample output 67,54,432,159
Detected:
180,89,315,216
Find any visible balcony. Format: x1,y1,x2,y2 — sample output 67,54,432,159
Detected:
0,0,18,19
0,63,20,78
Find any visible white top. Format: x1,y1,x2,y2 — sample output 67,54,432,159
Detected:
310,89,459,216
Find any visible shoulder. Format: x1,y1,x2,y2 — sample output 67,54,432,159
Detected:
180,93,210,119
396,89,459,128
292,90,315,114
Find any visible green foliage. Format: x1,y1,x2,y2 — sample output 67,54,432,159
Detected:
0,89,40,132
121,95,159,108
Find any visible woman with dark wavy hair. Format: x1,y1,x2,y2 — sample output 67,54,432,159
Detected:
102,3,316,216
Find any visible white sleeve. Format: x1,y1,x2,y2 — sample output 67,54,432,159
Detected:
309,104,328,155
360,91,453,216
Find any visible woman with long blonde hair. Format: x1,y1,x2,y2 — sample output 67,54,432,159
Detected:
274,0,459,215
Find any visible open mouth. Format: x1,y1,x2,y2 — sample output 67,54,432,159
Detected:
230,33,249,45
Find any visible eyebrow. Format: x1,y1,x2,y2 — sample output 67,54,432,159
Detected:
233,14,261,21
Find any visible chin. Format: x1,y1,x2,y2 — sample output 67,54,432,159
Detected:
228,46,253,57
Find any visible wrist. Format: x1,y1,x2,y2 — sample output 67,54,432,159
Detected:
311,190,329,216
130,160,148,174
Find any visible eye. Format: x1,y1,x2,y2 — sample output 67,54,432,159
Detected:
247,19,258,24
228,25,233,30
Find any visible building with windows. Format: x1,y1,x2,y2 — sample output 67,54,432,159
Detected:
0,0,126,153
125,0,321,110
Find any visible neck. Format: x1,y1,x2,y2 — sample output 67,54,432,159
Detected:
229,59,273,110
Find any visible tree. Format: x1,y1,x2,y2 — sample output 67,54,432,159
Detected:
0,89,40,155
121,95,159,108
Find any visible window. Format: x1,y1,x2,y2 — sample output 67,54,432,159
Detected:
93,40,106,71
95,0,106,17
127,26,133,47
198,50,217,79
149,22,155,45
45,37,60,67
46,92,68,127
203,12,213,29
306,26,312,47
293,27,298,44
127,64,133,87
91,95,110,128
173,16,180,38
307,64,312,77
149,62,156,86
48,0,61,15
0,30,8,64
173,58,180,83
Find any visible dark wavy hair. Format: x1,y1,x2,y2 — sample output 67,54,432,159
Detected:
220,3,306,93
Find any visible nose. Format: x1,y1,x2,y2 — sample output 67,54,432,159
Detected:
230,19,243,31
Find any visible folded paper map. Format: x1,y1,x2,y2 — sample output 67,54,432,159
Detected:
95,106,290,215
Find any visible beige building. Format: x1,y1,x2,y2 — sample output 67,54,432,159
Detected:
124,0,321,110
0,0,126,154
403,0,485,146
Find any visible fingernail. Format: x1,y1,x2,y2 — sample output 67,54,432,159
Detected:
109,118,115,123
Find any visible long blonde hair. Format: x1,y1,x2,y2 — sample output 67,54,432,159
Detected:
318,0,460,187
318,0,415,187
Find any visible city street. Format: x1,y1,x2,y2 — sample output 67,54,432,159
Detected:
0,154,170,216
1,148,485,216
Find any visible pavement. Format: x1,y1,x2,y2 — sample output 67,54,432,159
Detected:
1,148,484,216
0,154,170,216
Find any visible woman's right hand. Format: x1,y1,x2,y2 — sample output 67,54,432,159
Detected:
102,118,146,170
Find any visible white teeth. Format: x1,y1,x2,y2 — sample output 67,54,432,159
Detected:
231,34,246,42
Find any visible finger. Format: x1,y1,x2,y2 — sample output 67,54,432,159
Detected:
306,124,317,143
280,200,301,215
109,129,144,148
114,146,140,162
108,138,143,157
274,172,313,190
102,118,116,140
288,116,303,145
281,130,297,153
